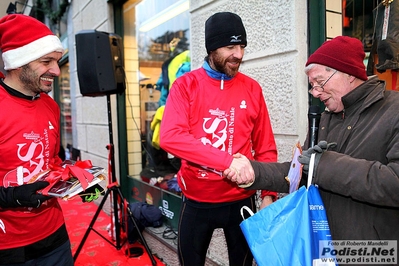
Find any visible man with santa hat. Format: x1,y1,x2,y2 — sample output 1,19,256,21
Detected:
0,14,73,265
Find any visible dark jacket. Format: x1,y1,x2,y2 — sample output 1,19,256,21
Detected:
249,75,399,242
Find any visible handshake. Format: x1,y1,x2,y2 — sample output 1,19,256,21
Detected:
224,141,336,187
223,153,255,188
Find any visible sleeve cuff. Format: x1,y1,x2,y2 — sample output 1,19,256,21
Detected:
238,180,255,188
260,190,277,202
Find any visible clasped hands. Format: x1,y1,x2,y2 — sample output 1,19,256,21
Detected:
223,141,337,187
223,153,255,187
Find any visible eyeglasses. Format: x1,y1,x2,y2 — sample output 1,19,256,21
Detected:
308,70,338,94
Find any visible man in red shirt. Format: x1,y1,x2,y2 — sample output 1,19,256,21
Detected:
0,14,73,265
160,12,277,266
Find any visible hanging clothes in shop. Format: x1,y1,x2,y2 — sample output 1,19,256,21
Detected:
367,0,399,74
151,38,191,150
156,38,191,106
141,38,189,180
150,105,164,150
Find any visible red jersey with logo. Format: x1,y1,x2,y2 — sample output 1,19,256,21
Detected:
160,68,277,203
0,86,64,249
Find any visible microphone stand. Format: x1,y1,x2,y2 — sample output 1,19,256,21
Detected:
308,105,321,148
73,94,157,266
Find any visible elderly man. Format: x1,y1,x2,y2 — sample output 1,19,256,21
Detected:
226,36,399,251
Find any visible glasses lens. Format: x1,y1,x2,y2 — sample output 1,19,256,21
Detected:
309,85,322,94
309,70,337,94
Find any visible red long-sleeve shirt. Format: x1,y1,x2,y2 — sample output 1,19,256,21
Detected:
160,67,277,203
0,85,64,250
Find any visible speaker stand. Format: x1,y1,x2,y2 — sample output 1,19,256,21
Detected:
73,94,157,266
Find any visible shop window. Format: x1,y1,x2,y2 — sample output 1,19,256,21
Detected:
59,63,73,160
342,0,377,51
136,0,190,169
344,0,399,90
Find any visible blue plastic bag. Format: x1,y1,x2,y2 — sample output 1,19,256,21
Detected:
240,185,333,266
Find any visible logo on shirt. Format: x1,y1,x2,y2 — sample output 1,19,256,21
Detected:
202,117,228,150
198,170,209,179
3,129,50,185
240,100,247,109
48,121,54,130
23,131,41,141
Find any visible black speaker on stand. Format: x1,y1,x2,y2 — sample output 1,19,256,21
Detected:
74,30,156,265
76,30,125,96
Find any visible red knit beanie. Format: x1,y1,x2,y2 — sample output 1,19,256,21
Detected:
306,36,367,81
0,14,64,70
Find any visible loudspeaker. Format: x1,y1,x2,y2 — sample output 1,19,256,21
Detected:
75,30,125,96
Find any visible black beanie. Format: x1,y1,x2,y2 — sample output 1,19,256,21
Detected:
205,12,247,54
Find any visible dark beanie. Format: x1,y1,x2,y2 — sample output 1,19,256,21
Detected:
205,12,247,54
306,36,367,81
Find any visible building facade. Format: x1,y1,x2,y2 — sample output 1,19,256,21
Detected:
1,0,392,265
68,1,317,264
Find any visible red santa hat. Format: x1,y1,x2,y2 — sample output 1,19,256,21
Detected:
0,14,64,70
